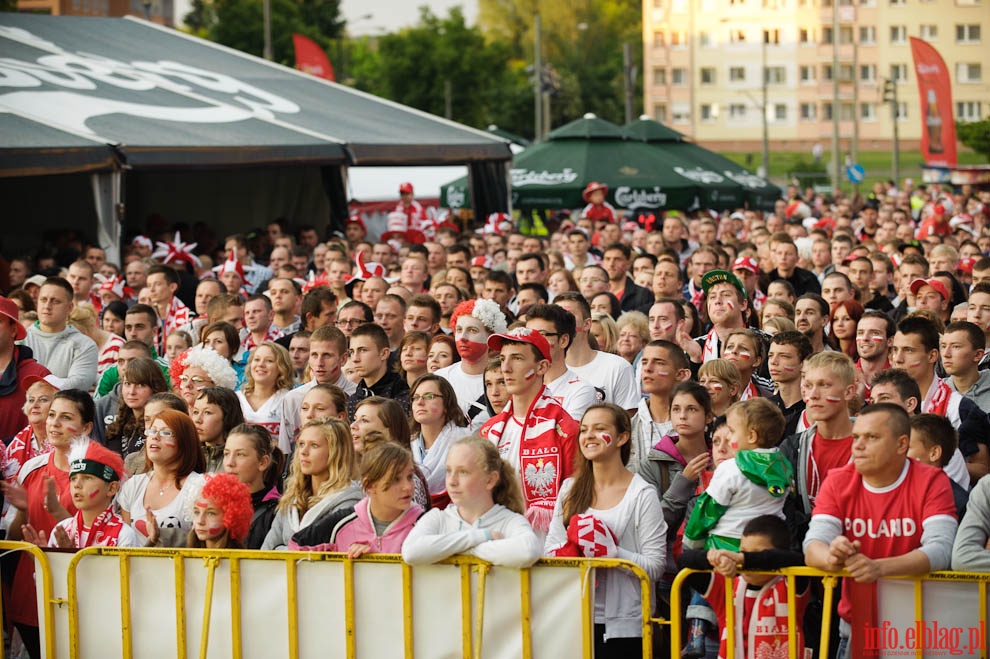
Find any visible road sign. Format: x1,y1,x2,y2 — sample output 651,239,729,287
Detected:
846,164,866,184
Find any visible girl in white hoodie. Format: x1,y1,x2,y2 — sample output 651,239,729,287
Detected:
545,403,667,658
402,435,541,568
261,419,361,549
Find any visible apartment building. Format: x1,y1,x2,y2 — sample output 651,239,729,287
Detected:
642,0,989,152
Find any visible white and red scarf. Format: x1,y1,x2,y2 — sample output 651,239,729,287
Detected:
923,378,953,417
161,296,192,351
480,386,579,532
702,327,721,364
739,381,759,401
241,324,284,353
65,507,127,548
4,426,51,484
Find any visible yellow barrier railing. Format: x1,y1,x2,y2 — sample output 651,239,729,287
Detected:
670,566,990,659
0,541,60,659
57,545,666,659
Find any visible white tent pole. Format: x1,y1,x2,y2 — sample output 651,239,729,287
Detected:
91,168,122,265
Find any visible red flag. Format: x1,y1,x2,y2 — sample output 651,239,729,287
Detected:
292,34,335,81
909,37,957,167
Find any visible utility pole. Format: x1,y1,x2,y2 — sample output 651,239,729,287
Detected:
533,14,543,142
884,78,900,186
761,30,769,179
623,42,634,125
851,41,859,165
830,4,840,192
263,0,273,60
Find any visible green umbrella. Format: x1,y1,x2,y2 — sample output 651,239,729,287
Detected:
622,116,781,210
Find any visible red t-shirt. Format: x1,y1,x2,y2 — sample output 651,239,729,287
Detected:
806,431,853,508
812,460,956,648
11,453,75,626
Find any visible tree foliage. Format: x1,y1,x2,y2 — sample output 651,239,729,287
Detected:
189,0,342,65
478,0,643,132
348,8,532,133
957,120,990,161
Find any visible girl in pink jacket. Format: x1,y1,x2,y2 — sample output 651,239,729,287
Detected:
289,443,424,555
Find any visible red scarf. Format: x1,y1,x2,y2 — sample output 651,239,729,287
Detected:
480,386,579,532
241,324,284,353
739,381,758,401
702,328,720,363
67,506,127,548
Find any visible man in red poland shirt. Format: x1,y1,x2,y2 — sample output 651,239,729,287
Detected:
804,403,957,659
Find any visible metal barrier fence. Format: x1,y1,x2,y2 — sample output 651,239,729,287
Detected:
6,539,990,659
3,541,666,659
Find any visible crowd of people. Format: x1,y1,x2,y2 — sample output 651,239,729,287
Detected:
2,178,990,659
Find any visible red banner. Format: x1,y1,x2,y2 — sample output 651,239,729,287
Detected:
909,37,957,167
292,34,335,81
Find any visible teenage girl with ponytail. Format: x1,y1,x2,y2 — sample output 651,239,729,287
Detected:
401,435,541,568
222,423,285,549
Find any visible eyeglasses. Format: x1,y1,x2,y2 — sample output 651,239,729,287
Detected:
410,393,441,403
336,318,364,327
144,428,175,439
179,376,210,386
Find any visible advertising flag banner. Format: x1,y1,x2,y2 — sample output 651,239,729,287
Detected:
292,34,335,81
909,37,957,167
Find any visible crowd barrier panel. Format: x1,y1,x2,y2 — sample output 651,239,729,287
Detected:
670,566,990,659
3,541,663,659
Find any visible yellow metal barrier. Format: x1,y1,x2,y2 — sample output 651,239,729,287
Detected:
669,567,990,659
0,541,60,659
53,545,664,659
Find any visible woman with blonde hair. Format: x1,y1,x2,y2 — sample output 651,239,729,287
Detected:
615,311,650,367
590,312,619,354
237,341,294,441
261,418,362,550
402,435,542,568
69,303,125,380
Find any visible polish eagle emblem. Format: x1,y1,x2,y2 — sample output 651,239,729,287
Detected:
524,458,557,497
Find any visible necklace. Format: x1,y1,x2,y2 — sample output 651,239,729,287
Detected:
154,474,171,497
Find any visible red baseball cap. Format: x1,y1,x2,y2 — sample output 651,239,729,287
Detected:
487,327,552,362
910,278,949,301
22,373,60,391
399,182,414,194
0,297,26,341
732,256,759,275
958,257,977,274
345,214,366,231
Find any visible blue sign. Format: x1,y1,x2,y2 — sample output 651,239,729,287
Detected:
846,164,866,184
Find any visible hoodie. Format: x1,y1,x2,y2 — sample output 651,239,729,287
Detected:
345,370,410,420
23,322,98,392
0,345,49,440
289,498,424,553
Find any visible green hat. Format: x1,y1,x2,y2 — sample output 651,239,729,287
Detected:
700,269,747,301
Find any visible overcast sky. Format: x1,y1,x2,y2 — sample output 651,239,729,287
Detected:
340,0,479,34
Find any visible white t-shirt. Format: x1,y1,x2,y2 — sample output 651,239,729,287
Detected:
697,452,787,543
568,351,642,409
434,363,485,415
117,471,206,538
237,389,290,443
545,369,598,421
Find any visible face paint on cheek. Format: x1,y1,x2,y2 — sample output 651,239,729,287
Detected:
663,323,674,333
782,366,796,372
824,396,842,403
208,526,224,536
89,489,101,499
909,361,922,369
709,382,724,391
455,339,489,362
871,336,886,343
523,369,537,381
726,300,735,311
658,371,670,377
600,432,613,446
738,350,752,360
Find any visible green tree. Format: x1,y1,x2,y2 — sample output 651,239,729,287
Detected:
350,8,531,132
200,0,342,65
957,120,990,160
478,0,642,131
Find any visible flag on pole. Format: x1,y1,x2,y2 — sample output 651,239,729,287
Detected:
292,34,335,81
909,37,957,167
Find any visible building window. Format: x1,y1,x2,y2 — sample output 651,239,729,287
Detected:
729,66,746,82
800,65,816,82
700,67,716,84
672,68,687,85
860,0,876,6
823,102,833,120
956,24,981,43
839,26,853,43
896,102,908,120
652,31,666,47
890,63,908,81
701,104,719,122
859,26,876,44
800,103,817,121
860,103,877,120
729,104,747,119
672,104,691,123
840,102,855,120
919,24,938,40
654,104,668,123
653,68,667,85
671,31,687,47
823,64,834,81
860,64,877,81
764,28,780,44
774,104,787,121
799,28,812,44
839,64,854,81
890,25,907,44
822,27,833,44
729,29,747,43
765,66,786,84
699,31,713,47
890,0,905,5
957,62,983,82
956,101,983,121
